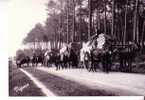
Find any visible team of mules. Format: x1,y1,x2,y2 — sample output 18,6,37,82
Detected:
79,34,140,73
80,44,139,73
16,53,44,68
43,43,80,70
16,34,140,73
15,43,79,68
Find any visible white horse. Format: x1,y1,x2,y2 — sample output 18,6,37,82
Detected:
44,49,52,66
80,41,93,69
80,33,106,70
59,45,70,69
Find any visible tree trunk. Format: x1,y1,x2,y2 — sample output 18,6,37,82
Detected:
133,0,139,43
50,41,52,49
111,0,115,37
79,1,83,45
59,0,63,49
141,21,145,50
72,0,75,42
136,16,139,43
104,0,107,35
88,0,92,40
92,13,95,34
67,0,69,44
96,9,100,31
33,41,35,53
120,15,124,45
123,0,129,45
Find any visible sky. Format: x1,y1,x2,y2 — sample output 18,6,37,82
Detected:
8,0,48,57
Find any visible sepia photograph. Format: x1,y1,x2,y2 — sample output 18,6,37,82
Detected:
6,0,145,99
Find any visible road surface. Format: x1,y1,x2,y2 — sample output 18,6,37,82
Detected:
9,66,145,96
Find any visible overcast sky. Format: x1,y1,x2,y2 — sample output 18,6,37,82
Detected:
8,0,48,57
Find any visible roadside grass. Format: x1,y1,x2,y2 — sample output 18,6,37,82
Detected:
9,67,45,96
133,55,145,74
132,63,145,73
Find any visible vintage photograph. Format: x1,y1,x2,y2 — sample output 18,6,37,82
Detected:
8,0,145,97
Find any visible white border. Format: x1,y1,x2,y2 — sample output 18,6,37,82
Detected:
0,0,144,100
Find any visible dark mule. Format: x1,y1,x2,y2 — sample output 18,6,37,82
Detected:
118,48,137,72
16,56,30,68
84,52,91,70
37,53,45,66
31,51,45,67
68,48,79,69
68,42,81,69
31,53,38,67
102,50,112,73
89,48,103,72
115,42,140,72
55,53,61,70
44,49,60,68
58,46,79,70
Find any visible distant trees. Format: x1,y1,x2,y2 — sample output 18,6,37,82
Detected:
23,23,46,50
23,23,45,43
23,0,145,50
16,49,25,59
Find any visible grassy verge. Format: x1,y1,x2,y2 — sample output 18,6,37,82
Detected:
9,67,45,96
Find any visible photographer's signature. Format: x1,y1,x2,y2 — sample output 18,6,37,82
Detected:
14,83,29,92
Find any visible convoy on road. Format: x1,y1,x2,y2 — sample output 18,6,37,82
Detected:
13,33,145,73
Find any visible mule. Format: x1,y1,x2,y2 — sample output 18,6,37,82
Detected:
59,47,69,69
31,54,38,67
16,56,30,68
44,49,60,68
68,48,79,69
